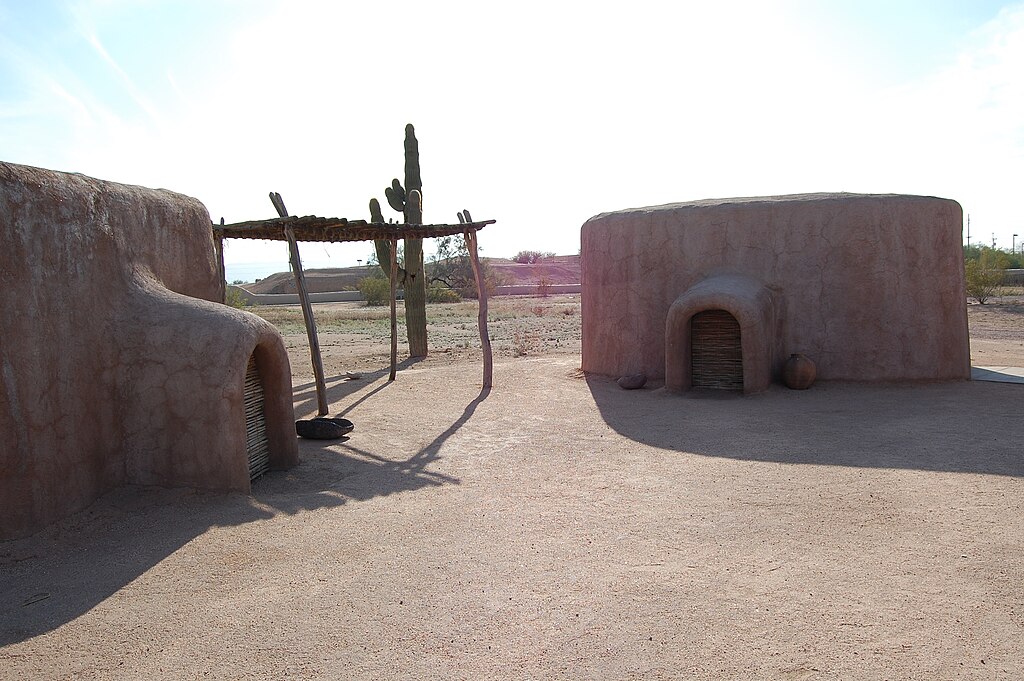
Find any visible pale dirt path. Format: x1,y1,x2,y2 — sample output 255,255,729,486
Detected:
968,297,1024,367
2,348,1023,679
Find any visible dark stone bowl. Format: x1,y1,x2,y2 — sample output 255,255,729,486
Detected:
295,417,355,440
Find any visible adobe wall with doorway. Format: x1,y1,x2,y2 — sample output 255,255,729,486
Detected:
0,162,299,540
581,193,970,391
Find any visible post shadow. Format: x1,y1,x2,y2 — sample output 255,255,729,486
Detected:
291,357,425,417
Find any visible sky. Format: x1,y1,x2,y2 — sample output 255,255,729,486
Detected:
2,0,1023,276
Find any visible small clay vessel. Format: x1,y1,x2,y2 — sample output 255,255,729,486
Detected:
783,353,816,390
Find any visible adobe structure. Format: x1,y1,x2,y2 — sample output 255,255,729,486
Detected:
581,193,970,393
0,162,298,540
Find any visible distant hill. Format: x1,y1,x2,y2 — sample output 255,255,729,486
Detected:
487,255,580,286
242,256,581,293
245,266,370,294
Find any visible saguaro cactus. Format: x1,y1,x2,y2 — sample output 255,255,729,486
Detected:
371,124,428,357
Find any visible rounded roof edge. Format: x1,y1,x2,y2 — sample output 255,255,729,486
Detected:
584,192,958,224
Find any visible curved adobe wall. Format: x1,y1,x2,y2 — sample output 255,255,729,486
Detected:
0,162,298,540
581,193,970,385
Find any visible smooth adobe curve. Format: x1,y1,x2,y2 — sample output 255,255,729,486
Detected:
0,162,298,540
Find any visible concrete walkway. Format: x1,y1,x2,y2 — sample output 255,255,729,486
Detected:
972,366,1024,384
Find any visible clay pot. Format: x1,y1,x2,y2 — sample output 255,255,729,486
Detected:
783,353,816,390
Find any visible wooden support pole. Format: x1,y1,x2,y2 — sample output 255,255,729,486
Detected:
214,218,226,303
270,192,329,416
465,229,492,388
389,237,399,382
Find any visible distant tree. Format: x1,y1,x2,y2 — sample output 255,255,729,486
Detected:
964,244,1019,267
428,235,473,292
965,247,1009,304
429,235,505,298
513,250,555,264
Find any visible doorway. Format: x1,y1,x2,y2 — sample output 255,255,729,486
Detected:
690,309,743,390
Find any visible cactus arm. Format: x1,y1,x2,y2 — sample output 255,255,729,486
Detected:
385,179,406,213
370,197,405,282
369,197,385,223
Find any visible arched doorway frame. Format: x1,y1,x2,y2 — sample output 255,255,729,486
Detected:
665,274,777,394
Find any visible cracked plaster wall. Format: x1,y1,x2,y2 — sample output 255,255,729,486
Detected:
1,162,298,540
581,193,970,384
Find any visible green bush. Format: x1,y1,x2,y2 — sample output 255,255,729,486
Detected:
358,277,391,306
965,250,1008,304
224,285,249,309
513,250,555,264
426,284,460,303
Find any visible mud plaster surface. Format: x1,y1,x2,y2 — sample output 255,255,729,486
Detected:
1,305,1022,680
582,194,969,383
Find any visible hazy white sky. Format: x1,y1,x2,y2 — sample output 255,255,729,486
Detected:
2,0,1023,269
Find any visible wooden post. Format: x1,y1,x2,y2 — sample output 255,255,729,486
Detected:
270,192,329,416
214,218,226,304
389,236,399,382
465,229,492,388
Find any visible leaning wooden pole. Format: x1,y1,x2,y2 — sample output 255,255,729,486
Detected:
270,192,329,416
465,228,492,388
389,236,399,382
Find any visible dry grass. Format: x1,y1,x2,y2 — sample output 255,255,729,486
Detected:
252,293,1024,368
249,294,582,360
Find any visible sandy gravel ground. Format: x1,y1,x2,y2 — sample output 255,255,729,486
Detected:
967,297,1024,367
1,297,1022,680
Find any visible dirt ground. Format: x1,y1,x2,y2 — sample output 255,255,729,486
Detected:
2,295,1023,680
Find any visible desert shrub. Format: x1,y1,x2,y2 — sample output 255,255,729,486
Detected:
512,250,556,264
511,327,536,357
427,284,461,303
531,305,546,317
358,277,391,306
965,249,1009,304
224,286,249,309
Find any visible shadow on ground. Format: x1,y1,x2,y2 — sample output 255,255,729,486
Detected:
586,375,1024,477
291,356,425,418
0,371,484,647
